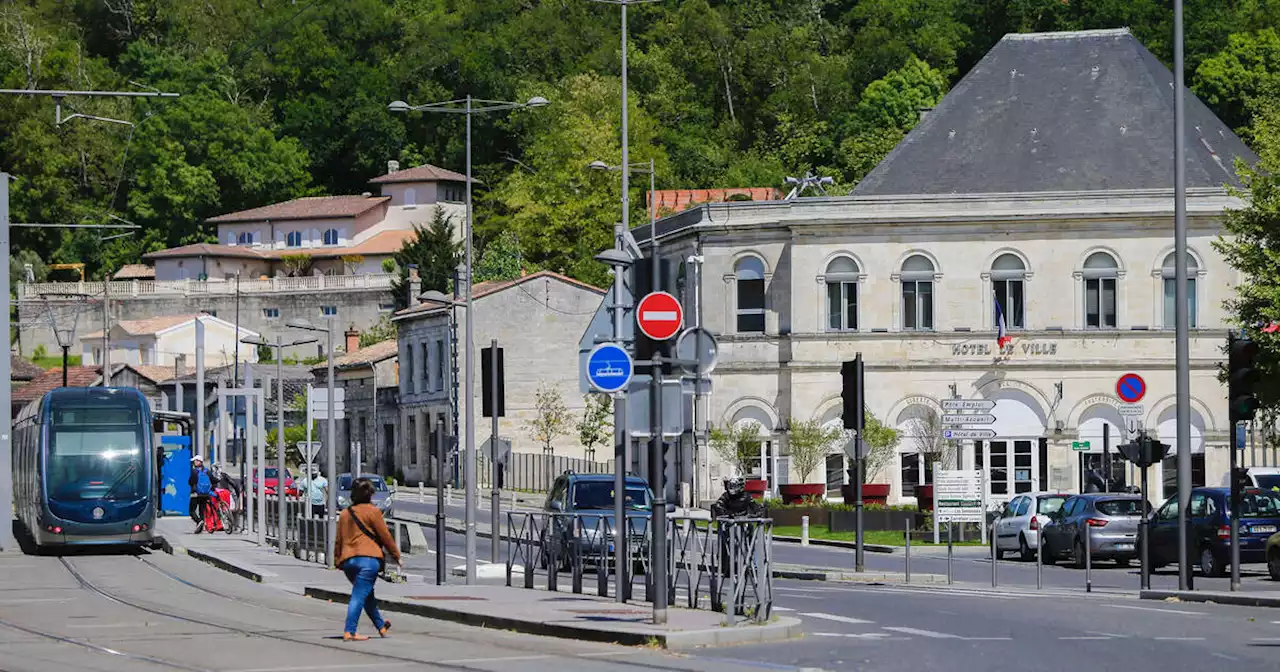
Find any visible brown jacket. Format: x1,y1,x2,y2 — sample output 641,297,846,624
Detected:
333,503,401,568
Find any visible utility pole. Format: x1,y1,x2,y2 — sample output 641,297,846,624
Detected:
102,280,111,384
1173,0,1193,592
0,173,14,551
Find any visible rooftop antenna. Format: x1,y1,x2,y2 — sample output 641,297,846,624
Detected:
783,172,835,199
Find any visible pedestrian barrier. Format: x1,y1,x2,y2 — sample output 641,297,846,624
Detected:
503,511,773,625
261,495,331,564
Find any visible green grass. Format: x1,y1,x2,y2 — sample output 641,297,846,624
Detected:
28,355,80,369
773,525,985,547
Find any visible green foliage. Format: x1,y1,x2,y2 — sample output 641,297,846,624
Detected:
264,423,315,465
475,230,528,283
31,345,48,359
528,382,571,454
710,422,764,477
861,412,901,485
391,206,461,309
576,394,613,461
1195,28,1280,136
785,418,843,484
280,254,312,277
359,315,397,348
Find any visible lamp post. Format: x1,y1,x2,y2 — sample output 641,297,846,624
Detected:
594,246,634,603
1172,0,1194,593
241,334,317,555
286,317,338,568
389,94,548,585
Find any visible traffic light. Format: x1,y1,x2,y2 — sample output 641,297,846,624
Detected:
1231,467,1253,493
1228,335,1260,423
841,355,864,430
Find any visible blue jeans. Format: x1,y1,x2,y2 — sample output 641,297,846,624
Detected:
341,556,385,634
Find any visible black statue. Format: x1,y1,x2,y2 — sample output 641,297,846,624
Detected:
711,476,765,519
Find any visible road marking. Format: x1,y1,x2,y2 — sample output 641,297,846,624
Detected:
813,633,845,638
1251,638,1280,642
1087,631,1129,638
773,607,796,612
1105,604,1204,616
0,598,73,604
780,595,822,600
437,655,555,664
1154,637,1206,641
233,665,413,672
65,622,149,629
1212,653,1240,661
801,613,875,625
882,627,961,639
1060,636,1113,640
776,587,829,594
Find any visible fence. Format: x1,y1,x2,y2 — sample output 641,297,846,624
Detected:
484,453,612,492
261,495,331,564
504,511,773,625
19,273,395,300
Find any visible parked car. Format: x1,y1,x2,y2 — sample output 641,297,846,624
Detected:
1041,493,1149,568
252,467,298,497
335,473,394,517
541,472,663,570
991,492,1070,561
1149,487,1280,577
1266,531,1280,581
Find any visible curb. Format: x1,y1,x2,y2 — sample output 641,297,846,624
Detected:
303,586,803,650
1141,589,1280,608
773,535,896,554
773,568,949,584
185,548,266,583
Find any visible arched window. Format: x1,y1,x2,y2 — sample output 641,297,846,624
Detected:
825,256,859,331
900,255,935,331
1161,253,1199,329
286,231,302,248
1082,252,1118,329
323,228,339,246
735,256,766,333
991,253,1026,329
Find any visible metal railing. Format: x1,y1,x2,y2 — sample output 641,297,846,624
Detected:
19,273,394,299
261,495,332,564
504,511,773,625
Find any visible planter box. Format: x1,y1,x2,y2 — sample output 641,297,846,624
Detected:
745,479,768,501
841,483,890,506
779,483,825,504
915,484,935,511
829,508,920,533
766,506,830,528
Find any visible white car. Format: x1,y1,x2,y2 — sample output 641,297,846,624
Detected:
991,492,1071,561
1223,467,1280,491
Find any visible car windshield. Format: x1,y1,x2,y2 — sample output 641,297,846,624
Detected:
46,403,147,502
571,482,651,510
1254,474,1280,492
1094,499,1145,516
263,468,281,479
1037,496,1067,515
1237,490,1280,518
337,476,386,491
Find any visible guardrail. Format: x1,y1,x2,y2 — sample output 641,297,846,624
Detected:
504,511,773,625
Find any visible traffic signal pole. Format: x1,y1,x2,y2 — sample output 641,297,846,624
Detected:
1228,332,1259,592
1230,421,1241,591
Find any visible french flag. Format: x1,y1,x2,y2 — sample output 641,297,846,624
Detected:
995,294,1012,350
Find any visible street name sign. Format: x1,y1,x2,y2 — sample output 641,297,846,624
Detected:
941,413,996,425
943,429,996,440
1071,441,1090,451
941,399,996,411
935,469,985,523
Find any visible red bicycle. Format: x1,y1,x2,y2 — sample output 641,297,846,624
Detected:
200,488,236,534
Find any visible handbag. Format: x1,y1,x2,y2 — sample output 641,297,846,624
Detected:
348,505,389,574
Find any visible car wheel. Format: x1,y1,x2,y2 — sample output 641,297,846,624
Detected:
1019,535,1034,562
1268,550,1280,581
1073,539,1087,569
1041,540,1055,565
1200,547,1224,578
1115,557,1131,568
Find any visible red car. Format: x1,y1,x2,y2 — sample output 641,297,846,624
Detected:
252,467,299,497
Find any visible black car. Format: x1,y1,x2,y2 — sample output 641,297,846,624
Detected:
540,472,657,570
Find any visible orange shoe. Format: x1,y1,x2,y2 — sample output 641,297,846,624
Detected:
379,621,392,638
343,633,369,641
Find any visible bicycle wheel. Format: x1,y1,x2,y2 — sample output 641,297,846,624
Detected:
217,502,234,534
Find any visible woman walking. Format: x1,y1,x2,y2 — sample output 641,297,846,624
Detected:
333,478,401,641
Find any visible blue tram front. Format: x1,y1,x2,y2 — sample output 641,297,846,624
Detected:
13,387,157,547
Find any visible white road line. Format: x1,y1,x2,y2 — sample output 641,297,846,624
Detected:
962,637,1013,641
781,595,823,600
776,587,829,594
65,623,149,629
437,655,555,664
1251,638,1280,643
801,613,875,625
1104,604,1204,616
813,633,846,638
1087,631,1129,638
773,607,796,612
232,665,412,672
1212,653,1241,661
1060,636,1113,640
1153,637,1205,641
0,598,73,604
882,626,961,639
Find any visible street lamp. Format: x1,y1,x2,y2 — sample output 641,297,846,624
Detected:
285,317,340,568
589,158,659,285
389,95,548,585
241,334,317,556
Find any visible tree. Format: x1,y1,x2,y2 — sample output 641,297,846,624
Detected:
359,315,396,348
839,56,950,186
390,206,461,309
785,418,844,484
280,254,312,277
475,230,528,283
709,422,763,477
1195,29,1280,137
576,394,613,461
905,407,957,474
529,382,571,455
860,412,901,484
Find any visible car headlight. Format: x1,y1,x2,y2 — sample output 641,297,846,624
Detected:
378,498,392,511
338,495,351,508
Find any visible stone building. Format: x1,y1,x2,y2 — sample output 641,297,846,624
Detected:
392,271,604,484
640,29,1257,506
310,334,401,477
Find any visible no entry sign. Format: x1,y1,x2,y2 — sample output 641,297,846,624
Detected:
636,291,684,341
1116,373,1146,404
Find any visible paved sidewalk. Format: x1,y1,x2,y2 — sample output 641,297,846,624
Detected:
155,517,802,650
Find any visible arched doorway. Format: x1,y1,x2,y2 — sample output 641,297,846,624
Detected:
729,405,782,498
895,404,939,503
974,392,1048,501
1156,406,1206,501
1077,404,1127,492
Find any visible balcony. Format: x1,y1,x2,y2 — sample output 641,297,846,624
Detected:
20,273,395,299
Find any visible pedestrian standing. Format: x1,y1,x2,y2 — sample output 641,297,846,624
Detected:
333,478,401,641
297,466,328,518
189,455,214,533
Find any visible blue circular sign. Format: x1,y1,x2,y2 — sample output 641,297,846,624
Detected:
1116,373,1146,403
586,343,633,394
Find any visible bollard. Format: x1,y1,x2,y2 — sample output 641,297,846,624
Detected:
947,524,954,585
904,519,912,584
418,483,424,503
1037,525,1044,590
1085,523,1093,593
991,526,998,588
446,485,453,507
801,516,810,547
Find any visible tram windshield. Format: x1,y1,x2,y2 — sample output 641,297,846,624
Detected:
46,403,147,502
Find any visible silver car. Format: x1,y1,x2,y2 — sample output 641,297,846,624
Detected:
336,473,394,518
1041,493,1149,568
992,492,1070,561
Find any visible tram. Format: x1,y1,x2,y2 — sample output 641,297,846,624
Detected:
13,387,158,548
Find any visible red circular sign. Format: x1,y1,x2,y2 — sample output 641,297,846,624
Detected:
1116,373,1146,403
636,291,684,341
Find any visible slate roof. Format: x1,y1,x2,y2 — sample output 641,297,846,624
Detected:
368,163,476,185
853,29,1259,197
207,195,389,223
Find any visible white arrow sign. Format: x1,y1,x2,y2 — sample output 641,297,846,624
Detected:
943,429,997,440
941,413,996,425
941,399,996,411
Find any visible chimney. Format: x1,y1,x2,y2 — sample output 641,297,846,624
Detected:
408,264,421,305
387,159,400,175
345,326,360,354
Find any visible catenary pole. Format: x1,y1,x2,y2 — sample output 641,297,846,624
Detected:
1173,0,1193,592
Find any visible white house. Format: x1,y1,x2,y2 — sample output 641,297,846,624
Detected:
81,314,259,368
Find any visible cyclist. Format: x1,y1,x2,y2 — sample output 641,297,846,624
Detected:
189,455,215,533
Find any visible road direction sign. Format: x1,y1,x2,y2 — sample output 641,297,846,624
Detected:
309,387,346,420
943,429,996,440
1072,441,1091,451
636,291,684,341
935,470,985,523
1125,418,1142,438
941,399,996,411
585,342,633,393
1118,404,1144,417
675,328,719,375
941,413,996,425
1116,373,1146,403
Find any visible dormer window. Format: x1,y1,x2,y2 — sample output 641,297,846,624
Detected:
323,228,339,246
286,231,302,248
